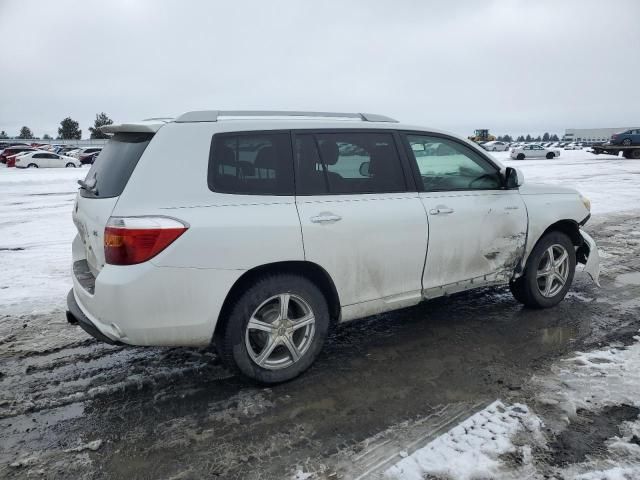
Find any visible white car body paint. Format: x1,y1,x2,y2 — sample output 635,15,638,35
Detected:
14,150,81,168
69,115,600,347
510,145,561,159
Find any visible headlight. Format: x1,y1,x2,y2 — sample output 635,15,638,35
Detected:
580,194,591,212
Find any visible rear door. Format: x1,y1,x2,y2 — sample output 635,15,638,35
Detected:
402,133,528,296
73,132,154,274
294,130,428,308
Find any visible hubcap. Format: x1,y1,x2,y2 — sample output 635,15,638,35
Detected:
245,293,315,370
536,244,570,297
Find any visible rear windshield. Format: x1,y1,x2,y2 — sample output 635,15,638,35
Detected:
80,132,153,198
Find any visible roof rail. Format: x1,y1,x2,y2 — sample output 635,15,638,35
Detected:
174,110,398,123
141,117,174,123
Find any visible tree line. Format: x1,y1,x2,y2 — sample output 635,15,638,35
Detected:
495,133,561,143
0,113,114,141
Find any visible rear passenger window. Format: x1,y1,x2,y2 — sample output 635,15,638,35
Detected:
209,132,294,195
295,132,406,195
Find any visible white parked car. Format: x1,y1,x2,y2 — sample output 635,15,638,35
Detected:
564,143,583,150
510,144,561,160
67,110,600,383
14,150,81,168
481,141,509,152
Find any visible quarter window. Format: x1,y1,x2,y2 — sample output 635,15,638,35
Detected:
405,134,502,191
209,132,294,195
295,132,406,195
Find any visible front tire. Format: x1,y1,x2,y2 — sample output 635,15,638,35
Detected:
215,273,330,384
509,231,576,309
622,138,632,146
66,162,76,168
27,163,38,168
546,152,555,159
516,153,525,160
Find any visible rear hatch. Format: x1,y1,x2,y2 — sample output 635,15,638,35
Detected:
73,131,154,275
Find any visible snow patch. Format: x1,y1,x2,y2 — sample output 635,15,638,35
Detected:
384,401,544,480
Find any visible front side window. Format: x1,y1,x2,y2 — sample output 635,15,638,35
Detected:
295,131,406,195
209,132,294,195
405,134,502,191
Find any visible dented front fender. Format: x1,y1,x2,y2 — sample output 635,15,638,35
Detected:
578,230,600,287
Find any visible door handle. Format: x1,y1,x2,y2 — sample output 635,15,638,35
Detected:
310,212,342,224
429,207,454,215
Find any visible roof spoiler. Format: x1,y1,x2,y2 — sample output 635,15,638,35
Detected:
100,118,172,134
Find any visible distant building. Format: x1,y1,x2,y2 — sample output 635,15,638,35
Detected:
563,127,638,144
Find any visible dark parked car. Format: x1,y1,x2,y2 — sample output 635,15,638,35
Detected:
611,129,640,146
0,146,36,164
79,151,100,165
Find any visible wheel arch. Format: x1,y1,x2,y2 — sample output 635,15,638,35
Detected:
214,260,341,338
542,219,582,246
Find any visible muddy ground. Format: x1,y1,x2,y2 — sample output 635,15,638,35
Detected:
1,212,640,479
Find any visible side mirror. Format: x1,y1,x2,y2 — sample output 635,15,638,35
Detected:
359,161,370,176
505,167,524,188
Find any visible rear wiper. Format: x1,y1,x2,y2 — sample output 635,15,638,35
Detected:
78,176,98,195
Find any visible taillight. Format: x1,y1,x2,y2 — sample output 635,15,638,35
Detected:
104,216,188,265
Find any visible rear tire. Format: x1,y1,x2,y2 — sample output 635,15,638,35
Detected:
509,231,576,309
27,163,38,168
65,162,76,168
516,153,525,160
630,149,640,159
546,152,555,159
215,273,330,384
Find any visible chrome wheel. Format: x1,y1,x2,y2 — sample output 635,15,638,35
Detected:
536,244,569,297
245,293,316,370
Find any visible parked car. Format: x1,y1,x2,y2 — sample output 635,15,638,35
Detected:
78,151,100,165
14,150,81,168
57,146,79,155
564,143,583,150
69,146,103,158
610,129,640,146
510,144,561,160
67,110,600,384
481,141,509,152
0,146,36,164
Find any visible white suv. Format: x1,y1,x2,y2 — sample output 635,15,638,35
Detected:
67,111,600,383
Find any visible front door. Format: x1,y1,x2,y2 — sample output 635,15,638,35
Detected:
294,131,428,310
402,133,528,297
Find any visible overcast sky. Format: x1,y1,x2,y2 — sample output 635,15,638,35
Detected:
1,0,639,139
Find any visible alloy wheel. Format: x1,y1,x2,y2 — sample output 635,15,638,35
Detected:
245,293,316,370
536,244,570,297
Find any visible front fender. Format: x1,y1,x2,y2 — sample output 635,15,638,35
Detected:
577,230,600,287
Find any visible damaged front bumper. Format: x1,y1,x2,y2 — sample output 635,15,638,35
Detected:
577,230,601,287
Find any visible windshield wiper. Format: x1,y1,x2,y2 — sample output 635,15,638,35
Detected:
78,175,98,195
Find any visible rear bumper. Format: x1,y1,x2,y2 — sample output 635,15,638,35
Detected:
66,289,121,345
69,239,244,347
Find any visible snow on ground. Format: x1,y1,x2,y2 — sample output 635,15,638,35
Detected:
0,166,87,315
384,401,543,480
382,334,640,480
493,149,640,215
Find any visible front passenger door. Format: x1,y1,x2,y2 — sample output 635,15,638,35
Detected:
403,133,528,297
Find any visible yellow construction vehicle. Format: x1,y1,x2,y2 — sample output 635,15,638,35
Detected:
468,129,496,143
